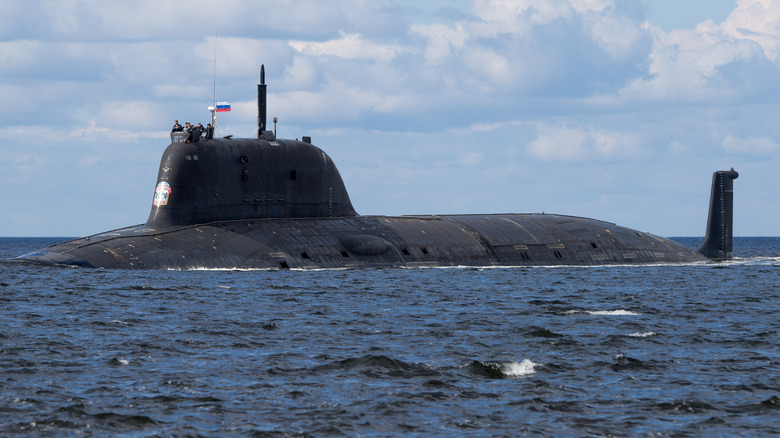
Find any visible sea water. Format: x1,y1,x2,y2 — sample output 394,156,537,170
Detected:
1,237,779,436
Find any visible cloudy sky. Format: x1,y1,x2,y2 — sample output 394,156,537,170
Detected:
1,0,776,237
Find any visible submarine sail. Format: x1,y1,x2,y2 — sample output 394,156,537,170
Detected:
17,66,737,269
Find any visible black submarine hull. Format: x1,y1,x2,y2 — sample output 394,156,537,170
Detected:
20,213,705,269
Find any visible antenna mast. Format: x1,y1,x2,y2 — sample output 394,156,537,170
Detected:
210,32,218,136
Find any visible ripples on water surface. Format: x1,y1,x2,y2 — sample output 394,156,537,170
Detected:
1,237,779,436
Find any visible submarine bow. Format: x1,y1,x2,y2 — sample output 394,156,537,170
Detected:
17,66,737,269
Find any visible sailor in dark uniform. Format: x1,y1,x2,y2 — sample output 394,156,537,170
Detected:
171,120,183,132
189,124,201,142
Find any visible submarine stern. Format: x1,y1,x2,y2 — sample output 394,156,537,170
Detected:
697,168,739,260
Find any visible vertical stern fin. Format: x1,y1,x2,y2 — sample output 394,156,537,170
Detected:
697,168,739,259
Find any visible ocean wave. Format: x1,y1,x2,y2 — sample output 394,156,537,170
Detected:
587,310,640,316
314,354,440,379
628,332,656,337
465,359,536,379
562,309,640,316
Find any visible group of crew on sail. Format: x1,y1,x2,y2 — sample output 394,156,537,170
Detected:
171,120,214,142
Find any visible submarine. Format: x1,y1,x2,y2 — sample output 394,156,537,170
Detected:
19,66,738,270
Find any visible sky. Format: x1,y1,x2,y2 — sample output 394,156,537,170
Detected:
1,0,777,237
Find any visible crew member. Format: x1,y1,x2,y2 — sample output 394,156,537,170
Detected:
171,120,182,132
189,123,201,142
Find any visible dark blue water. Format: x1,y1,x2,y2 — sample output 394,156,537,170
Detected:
1,237,779,436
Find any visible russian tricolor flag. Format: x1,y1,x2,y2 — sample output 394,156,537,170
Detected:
216,102,231,112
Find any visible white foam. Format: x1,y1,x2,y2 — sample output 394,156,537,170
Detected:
628,331,656,337
173,266,352,272
586,310,639,316
561,309,639,316
166,260,726,272
502,359,536,376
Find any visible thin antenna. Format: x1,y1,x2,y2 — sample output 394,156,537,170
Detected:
211,31,218,136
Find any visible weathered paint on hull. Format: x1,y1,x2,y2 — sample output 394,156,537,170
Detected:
20,213,705,269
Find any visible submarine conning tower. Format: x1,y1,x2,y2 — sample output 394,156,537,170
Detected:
698,168,739,260
146,66,357,228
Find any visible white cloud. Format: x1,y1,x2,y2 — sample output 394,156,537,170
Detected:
289,31,403,62
96,101,167,130
722,0,780,62
273,77,426,126
282,56,319,88
1,0,398,42
470,0,574,37
526,123,642,161
583,10,645,58
569,0,610,13
152,84,205,99
410,22,467,64
622,0,780,102
463,46,513,87
722,134,780,154
69,119,168,142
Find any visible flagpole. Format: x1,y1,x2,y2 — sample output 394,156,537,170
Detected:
212,31,218,136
